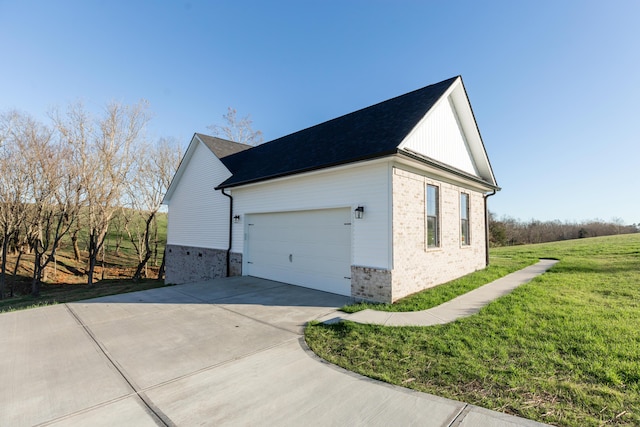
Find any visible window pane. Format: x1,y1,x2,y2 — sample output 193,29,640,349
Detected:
427,185,437,216
460,193,470,245
460,193,468,220
426,185,439,248
427,216,437,247
461,219,469,245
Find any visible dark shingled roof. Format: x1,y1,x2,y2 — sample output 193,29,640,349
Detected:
197,133,252,158
216,76,458,189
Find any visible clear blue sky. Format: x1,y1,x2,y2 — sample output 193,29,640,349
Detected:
1,1,638,224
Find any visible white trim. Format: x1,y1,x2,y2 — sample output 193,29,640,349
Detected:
244,208,352,296
448,97,479,176
225,156,392,192
425,182,441,250
387,163,394,271
393,155,495,192
397,76,497,187
459,190,471,247
163,134,221,204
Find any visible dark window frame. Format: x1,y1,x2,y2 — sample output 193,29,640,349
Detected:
460,192,470,246
426,184,440,248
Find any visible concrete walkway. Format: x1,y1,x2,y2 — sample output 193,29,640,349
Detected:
319,259,558,326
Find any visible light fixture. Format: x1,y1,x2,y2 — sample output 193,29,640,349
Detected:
354,206,364,219
233,215,241,223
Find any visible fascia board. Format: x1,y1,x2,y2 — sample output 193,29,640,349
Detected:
450,79,498,187
161,133,202,205
395,150,500,192
219,156,394,192
397,77,498,188
397,76,460,151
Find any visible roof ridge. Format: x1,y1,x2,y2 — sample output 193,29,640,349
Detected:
259,76,459,148
217,76,462,188
195,132,251,148
196,133,253,159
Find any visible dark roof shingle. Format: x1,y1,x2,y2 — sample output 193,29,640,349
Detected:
197,133,252,158
217,76,458,189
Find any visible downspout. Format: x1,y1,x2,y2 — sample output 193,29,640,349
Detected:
484,189,497,266
220,188,233,277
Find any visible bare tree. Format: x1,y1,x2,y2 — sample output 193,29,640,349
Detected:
9,112,54,296
51,103,91,265
0,112,30,299
126,137,182,280
23,117,81,296
208,107,263,146
54,100,150,286
87,101,150,285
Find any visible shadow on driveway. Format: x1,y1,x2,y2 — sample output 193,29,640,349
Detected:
81,276,353,308
0,276,549,427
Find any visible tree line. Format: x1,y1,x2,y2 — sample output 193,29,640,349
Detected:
3,99,635,297
488,212,639,246
0,101,182,298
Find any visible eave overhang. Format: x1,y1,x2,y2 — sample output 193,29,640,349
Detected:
214,149,398,190
397,148,500,192
216,148,500,193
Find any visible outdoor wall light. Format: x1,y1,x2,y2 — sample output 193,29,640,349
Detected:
354,206,365,219
233,215,241,223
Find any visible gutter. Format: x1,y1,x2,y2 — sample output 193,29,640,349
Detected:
215,150,399,190
484,189,497,266
220,188,233,277
216,148,500,191
398,149,500,191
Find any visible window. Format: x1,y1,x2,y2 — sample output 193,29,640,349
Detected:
426,185,440,248
460,193,470,245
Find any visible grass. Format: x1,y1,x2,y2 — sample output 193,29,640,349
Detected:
0,279,170,313
305,234,640,427
342,255,538,313
0,212,169,312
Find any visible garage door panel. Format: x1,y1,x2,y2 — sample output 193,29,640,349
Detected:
249,251,348,273
245,208,352,296
250,229,348,246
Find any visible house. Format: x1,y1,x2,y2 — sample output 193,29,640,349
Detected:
162,76,499,303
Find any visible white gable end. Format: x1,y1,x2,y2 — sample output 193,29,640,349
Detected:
401,96,478,176
166,139,232,249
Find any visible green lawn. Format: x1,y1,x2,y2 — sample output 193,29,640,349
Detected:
305,234,640,427
341,255,539,313
0,279,170,313
0,211,169,311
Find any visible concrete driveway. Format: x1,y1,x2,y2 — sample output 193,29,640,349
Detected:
0,277,547,426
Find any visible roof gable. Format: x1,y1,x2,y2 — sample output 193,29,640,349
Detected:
162,133,250,204
448,78,497,186
196,133,252,158
401,96,478,175
217,76,459,188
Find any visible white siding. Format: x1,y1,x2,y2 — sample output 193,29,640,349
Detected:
232,161,392,270
402,96,478,176
166,141,231,249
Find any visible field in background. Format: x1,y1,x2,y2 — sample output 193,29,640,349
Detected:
0,212,168,311
306,234,640,427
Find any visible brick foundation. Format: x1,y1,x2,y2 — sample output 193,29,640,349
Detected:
165,244,242,284
351,266,392,303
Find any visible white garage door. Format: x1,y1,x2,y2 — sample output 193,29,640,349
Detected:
245,208,352,296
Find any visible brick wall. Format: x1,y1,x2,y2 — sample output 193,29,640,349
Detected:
351,266,392,302
165,244,242,284
390,168,486,302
